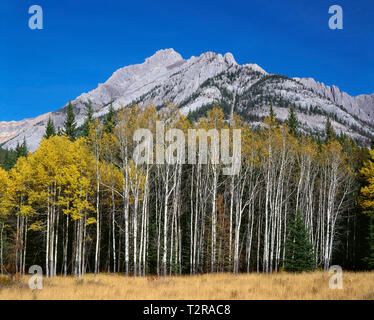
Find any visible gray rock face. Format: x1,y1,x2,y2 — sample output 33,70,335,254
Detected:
296,78,374,123
356,93,374,121
1,49,373,151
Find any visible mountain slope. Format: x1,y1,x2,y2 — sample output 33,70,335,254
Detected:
1,49,373,151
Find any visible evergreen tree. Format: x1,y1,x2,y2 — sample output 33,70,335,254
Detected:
63,101,77,141
1,149,17,170
186,111,194,124
104,102,116,134
15,137,28,158
269,101,275,122
363,215,374,269
371,138,374,150
44,117,56,139
57,126,62,136
338,131,347,144
316,132,323,152
81,104,94,137
325,116,336,142
284,210,316,272
286,104,299,136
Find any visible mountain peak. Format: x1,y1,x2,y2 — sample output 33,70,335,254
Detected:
145,48,183,66
224,52,237,65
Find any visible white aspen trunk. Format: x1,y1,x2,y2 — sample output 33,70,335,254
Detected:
211,168,217,273
46,187,50,278
51,204,55,277
246,202,254,273
63,213,69,276
80,217,84,276
95,164,100,275
49,186,55,277
117,214,122,273
174,212,178,275
197,167,208,273
169,205,175,276
16,210,19,274
111,182,116,273
124,161,130,277
142,182,149,277
162,166,169,277
133,188,139,277
229,175,234,272
273,133,286,271
156,171,161,276
139,194,145,276
264,154,271,273
76,219,80,276
193,164,200,274
82,215,87,275
178,201,182,275
54,189,61,277
23,216,28,275
171,163,182,275
77,219,81,277
190,166,194,274
233,201,241,274
256,203,261,273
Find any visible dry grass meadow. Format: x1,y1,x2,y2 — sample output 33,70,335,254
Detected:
0,272,373,300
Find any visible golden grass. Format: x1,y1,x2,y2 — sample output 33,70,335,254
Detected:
0,272,373,300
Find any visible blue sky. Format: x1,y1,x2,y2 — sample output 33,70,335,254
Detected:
1,0,373,121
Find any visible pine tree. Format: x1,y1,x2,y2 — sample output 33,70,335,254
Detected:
286,104,299,136
325,116,336,142
338,131,347,144
2,149,17,170
44,117,56,139
186,111,194,124
57,126,62,136
316,132,323,152
284,210,316,272
15,137,28,158
363,215,374,269
81,104,94,137
269,101,275,122
63,101,77,141
104,103,116,134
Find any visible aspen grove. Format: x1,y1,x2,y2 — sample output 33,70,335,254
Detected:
0,104,368,277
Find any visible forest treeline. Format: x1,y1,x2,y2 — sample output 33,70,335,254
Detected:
0,103,374,277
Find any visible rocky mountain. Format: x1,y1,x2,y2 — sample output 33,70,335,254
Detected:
1,48,373,151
